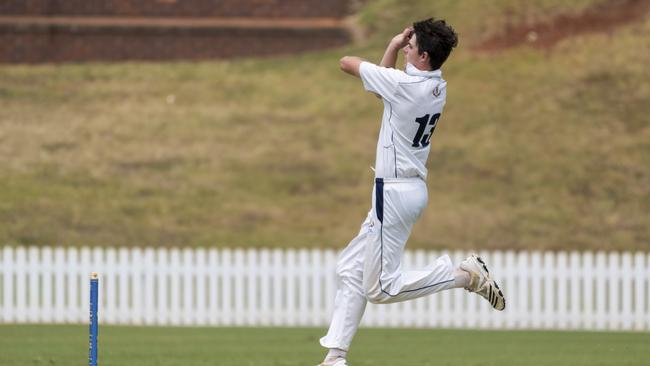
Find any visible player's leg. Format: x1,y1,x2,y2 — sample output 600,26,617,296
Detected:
319,213,371,365
363,178,458,304
362,178,506,309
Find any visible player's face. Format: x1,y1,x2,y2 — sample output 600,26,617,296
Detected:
403,34,419,68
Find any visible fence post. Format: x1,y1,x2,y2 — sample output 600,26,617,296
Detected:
182,248,194,326
324,249,337,326
156,247,168,325
516,251,529,329
65,247,78,323
208,248,219,326
196,247,207,326
285,249,296,327
634,252,646,330
28,247,40,323
169,248,181,325
233,248,245,326
297,249,309,326
556,251,568,329
118,248,130,324
504,250,517,329
247,248,258,326
131,247,143,325
595,252,607,330
609,252,621,330
15,247,26,323
310,248,323,326
621,252,632,330
143,247,155,325
258,248,270,326
271,249,283,326
542,252,554,329
221,248,233,326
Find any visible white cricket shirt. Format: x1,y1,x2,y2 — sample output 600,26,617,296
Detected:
359,61,447,180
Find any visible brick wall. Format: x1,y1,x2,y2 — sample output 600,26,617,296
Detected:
0,22,349,63
0,0,352,63
0,0,350,18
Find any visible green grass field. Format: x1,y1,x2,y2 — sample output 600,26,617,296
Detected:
1,325,649,366
0,0,648,250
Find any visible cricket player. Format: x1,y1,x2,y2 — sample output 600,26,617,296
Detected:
317,19,506,366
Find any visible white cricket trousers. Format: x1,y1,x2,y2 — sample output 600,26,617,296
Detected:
320,178,456,351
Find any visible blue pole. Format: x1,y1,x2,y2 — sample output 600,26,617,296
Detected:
89,273,99,366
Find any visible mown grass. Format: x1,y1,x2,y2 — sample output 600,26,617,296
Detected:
0,1,648,250
0,325,649,366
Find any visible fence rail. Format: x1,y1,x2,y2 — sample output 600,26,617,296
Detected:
1,246,649,330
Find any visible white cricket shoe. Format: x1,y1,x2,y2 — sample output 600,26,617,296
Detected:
318,358,348,366
476,279,506,311
460,254,506,311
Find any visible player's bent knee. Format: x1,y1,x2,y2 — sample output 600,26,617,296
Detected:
363,278,383,303
337,266,363,284
363,275,394,303
364,288,390,304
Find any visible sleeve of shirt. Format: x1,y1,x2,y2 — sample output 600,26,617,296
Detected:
359,61,403,101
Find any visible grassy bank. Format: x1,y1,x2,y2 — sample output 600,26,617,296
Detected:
0,1,648,250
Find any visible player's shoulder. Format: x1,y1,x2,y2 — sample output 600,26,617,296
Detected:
396,74,445,93
399,67,445,85
395,74,447,102
397,74,434,85
360,61,408,79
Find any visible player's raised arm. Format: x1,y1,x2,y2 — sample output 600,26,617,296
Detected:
379,27,413,68
339,26,413,78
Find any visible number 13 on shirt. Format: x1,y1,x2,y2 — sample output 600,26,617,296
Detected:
412,113,441,148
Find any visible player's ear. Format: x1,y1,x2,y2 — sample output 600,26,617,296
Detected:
420,51,429,65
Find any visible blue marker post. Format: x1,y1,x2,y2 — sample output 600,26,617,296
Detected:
89,272,99,366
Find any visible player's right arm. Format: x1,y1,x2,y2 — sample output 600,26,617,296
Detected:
339,26,412,77
379,27,413,68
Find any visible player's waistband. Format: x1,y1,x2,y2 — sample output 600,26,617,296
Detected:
375,177,424,184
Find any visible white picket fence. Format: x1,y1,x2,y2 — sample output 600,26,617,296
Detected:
0,246,649,330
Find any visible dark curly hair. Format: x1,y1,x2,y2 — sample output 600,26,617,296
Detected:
412,18,458,70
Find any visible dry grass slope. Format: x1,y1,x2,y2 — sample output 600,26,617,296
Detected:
0,0,648,250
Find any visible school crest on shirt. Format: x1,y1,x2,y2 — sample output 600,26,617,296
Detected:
432,85,441,97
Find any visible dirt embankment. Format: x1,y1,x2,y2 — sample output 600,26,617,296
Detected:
475,0,650,51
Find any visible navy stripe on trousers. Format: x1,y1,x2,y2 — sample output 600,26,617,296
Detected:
375,178,384,223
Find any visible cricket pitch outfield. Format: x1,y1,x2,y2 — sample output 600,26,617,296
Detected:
1,325,648,365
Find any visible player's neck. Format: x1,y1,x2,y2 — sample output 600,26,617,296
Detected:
406,61,431,72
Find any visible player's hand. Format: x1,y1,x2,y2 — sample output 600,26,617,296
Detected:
390,27,414,49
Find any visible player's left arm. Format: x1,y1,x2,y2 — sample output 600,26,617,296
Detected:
340,59,403,102
340,57,383,99
339,56,364,77
340,57,386,100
